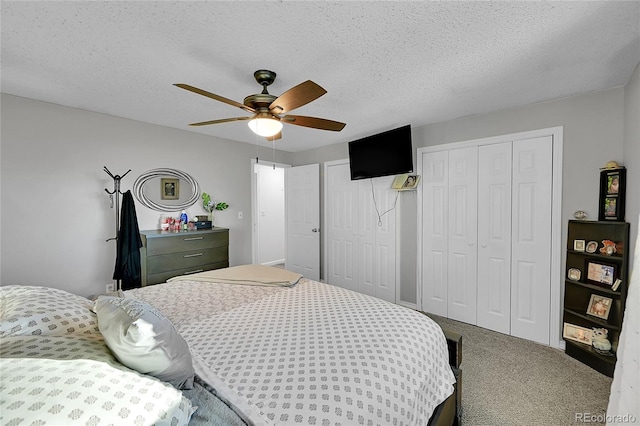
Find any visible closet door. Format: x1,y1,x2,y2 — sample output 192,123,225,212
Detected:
510,136,553,345
447,147,478,324
326,162,359,292
359,177,397,302
477,142,512,334
421,151,449,316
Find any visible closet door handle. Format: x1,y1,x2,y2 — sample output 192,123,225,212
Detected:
184,253,204,258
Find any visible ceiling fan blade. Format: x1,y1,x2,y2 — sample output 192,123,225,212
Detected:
174,84,255,113
188,116,252,127
269,80,327,114
282,115,346,131
266,132,282,142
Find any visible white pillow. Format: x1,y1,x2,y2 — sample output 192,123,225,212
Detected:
94,296,195,389
0,285,100,337
0,357,194,426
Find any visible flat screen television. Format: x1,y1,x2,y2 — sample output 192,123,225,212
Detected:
348,125,413,180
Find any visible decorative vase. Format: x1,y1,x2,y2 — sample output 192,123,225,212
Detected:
208,211,214,226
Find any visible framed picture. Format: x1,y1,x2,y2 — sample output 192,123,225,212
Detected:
573,240,585,252
567,268,581,281
598,167,626,221
606,173,620,195
567,268,582,281
585,261,616,286
391,174,420,191
586,294,613,320
563,322,593,345
161,178,179,200
585,241,598,253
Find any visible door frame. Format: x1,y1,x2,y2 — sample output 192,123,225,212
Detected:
250,159,291,265
417,126,564,348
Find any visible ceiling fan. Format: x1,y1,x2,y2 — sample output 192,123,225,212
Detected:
175,70,346,141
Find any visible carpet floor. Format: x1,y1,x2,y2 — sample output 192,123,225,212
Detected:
428,314,612,426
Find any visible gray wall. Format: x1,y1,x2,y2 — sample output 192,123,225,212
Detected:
624,63,640,270
291,86,631,305
2,74,637,302
0,94,293,297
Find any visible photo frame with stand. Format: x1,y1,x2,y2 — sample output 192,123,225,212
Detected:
586,294,613,320
598,167,626,221
585,260,616,287
391,174,420,191
563,323,593,345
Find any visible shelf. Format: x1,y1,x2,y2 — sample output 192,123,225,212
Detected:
567,250,624,261
564,279,621,296
564,340,616,365
564,220,629,377
563,308,621,330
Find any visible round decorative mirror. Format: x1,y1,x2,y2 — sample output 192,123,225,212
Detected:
133,168,200,212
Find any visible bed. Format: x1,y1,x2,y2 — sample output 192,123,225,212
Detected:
0,265,461,426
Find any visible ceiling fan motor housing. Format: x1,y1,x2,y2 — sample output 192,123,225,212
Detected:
253,69,277,88
243,93,277,111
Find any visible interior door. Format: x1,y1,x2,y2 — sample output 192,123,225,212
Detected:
447,147,478,325
325,162,359,291
358,176,397,302
510,136,553,345
421,150,449,316
477,142,512,334
285,163,320,281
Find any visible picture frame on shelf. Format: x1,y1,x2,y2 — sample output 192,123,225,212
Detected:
391,174,420,191
573,240,585,252
567,268,581,281
586,294,613,320
585,241,598,253
586,260,616,287
598,167,626,221
563,322,593,345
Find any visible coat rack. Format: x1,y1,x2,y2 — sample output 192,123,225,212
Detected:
104,166,131,242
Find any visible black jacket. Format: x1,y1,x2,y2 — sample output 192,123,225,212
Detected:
113,190,143,290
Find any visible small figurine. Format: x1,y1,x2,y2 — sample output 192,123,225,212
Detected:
600,240,617,256
573,210,587,220
591,328,612,353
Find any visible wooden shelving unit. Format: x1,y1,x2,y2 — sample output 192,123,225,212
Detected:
563,220,630,377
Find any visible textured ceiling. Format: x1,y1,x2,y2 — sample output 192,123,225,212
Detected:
2,1,639,152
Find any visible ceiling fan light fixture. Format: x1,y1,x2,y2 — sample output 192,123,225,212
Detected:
248,117,283,137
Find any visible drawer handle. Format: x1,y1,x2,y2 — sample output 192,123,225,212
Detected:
184,269,204,275
183,237,204,241
183,253,204,258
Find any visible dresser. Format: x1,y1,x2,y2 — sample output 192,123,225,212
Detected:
139,228,229,286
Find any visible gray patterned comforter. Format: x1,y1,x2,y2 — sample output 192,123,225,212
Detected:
127,277,455,426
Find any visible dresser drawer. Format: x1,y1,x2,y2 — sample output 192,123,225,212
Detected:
139,228,230,287
146,246,228,274
146,231,228,256
146,260,230,286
